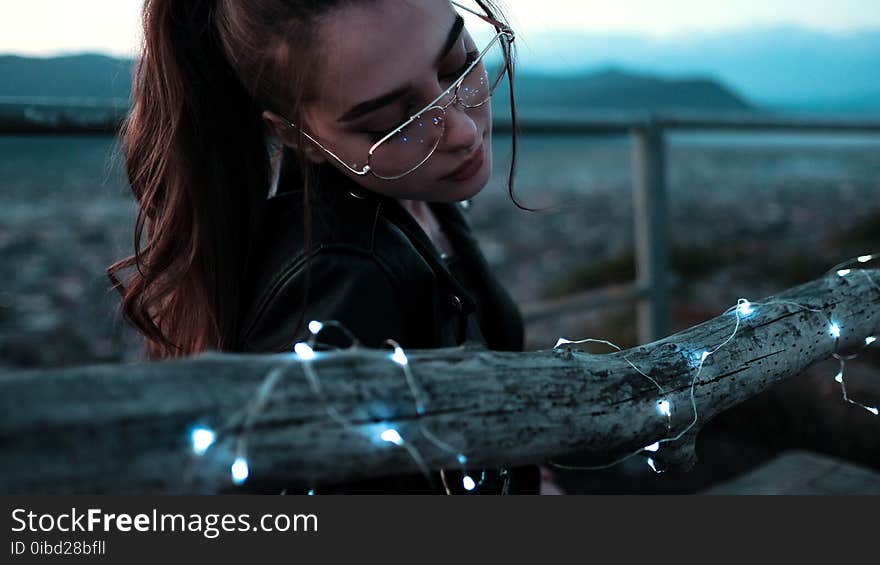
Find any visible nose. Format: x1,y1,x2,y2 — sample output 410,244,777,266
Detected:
439,103,480,154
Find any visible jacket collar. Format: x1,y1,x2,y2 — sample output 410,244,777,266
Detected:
276,163,478,314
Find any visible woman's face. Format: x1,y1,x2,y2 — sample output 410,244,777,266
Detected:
297,0,495,203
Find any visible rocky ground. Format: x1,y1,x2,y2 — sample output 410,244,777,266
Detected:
0,136,141,369
471,134,880,349
3,133,877,369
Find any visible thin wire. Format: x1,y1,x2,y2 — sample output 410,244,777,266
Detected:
233,362,294,462
438,469,453,495
550,308,741,471
385,338,429,414
385,338,487,493
549,289,873,472
554,338,663,392
832,351,879,415
861,270,880,293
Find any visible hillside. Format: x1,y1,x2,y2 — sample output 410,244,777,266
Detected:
0,54,132,100
0,54,753,113
504,68,754,112
513,27,880,112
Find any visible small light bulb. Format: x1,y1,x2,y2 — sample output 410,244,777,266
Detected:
294,342,316,361
834,372,843,383
866,336,877,346
857,255,872,263
231,457,249,484
390,346,408,366
307,488,315,496
646,458,662,473
867,407,879,416
458,454,468,465
657,399,672,418
829,323,841,339
644,442,660,452
308,320,323,334
190,426,216,456
554,338,572,349
462,475,476,491
685,349,710,368
737,299,754,316
380,428,404,446
837,269,851,277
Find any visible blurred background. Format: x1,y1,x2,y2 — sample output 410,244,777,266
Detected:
1,0,878,493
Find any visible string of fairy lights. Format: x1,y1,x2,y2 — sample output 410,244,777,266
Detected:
189,322,491,493
186,253,879,492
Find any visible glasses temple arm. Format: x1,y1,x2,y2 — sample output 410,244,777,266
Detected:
450,1,514,37
287,123,371,176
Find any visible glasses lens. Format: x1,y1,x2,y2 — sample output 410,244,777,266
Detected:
368,107,445,179
458,35,509,108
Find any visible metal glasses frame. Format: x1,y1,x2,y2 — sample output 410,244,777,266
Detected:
287,1,515,180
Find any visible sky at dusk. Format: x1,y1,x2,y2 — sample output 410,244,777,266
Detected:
2,0,880,57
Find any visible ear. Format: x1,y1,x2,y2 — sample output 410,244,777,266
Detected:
261,110,327,164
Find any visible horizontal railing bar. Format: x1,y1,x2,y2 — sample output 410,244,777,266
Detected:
0,122,121,135
521,282,647,324
659,115,880,133
0,101,127,135
495,113,880,135
3,104,880,136
0,96,130,107
494,110,642,134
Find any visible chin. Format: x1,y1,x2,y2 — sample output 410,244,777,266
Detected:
442,146,494,203
458,166,491,201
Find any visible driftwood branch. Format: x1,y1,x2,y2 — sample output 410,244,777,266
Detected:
1,267,878,494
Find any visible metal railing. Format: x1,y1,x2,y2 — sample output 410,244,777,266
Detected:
0,99,127,134
498,112,880,343
5,101,880,343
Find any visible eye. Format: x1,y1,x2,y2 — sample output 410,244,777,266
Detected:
358,104,414,142
362,112,411,142
439,50,478,84
363,127,396,143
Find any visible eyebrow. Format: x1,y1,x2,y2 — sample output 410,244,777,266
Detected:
337,14,465,124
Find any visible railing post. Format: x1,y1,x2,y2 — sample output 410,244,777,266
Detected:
631,119,671,343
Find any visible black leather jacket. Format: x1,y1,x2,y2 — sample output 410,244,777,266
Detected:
233,163,539,494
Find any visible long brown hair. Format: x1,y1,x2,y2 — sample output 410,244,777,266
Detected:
108,0,518,360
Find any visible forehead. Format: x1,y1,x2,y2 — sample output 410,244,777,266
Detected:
311,0,457,112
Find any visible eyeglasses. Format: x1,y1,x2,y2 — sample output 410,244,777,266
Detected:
289,2,514,180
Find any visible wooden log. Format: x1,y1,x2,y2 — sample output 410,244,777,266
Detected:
1,267,878,494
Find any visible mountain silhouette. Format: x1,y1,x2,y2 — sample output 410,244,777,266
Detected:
1,54,753,113
500,67,753,112
0,54,131,101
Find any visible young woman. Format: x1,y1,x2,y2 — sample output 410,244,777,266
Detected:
109,0,540,494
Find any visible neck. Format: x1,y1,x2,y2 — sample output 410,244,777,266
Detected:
398,198,428,219
397,199,454,258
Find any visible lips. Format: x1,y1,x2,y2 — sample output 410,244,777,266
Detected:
441,144,484,182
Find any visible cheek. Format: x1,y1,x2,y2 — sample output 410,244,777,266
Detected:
483,131,493,165
478,99,493,127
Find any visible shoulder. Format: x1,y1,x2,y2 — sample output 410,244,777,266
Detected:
238,246,420,352
236,178,439,352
